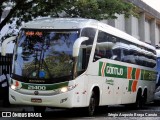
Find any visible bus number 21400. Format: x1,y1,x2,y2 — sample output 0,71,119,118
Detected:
28,85,46,90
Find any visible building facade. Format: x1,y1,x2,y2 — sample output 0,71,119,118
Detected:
102,0,160,47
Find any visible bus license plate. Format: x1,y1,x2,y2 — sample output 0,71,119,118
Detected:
31,98,42,103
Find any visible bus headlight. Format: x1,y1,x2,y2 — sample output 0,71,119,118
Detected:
60,87,68,93
10,80,21,90
58,84,77,94
10,84,20,90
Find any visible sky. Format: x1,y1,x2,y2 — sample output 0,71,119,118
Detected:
142,0,160,12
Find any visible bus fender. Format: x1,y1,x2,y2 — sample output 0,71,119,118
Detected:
87,85,100,106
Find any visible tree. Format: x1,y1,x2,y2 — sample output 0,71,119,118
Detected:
0,0,136,37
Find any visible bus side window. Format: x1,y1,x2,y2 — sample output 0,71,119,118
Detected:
121,48,130,63
128,49,136,64
106,49,113,59
112,48,121,61
80,28,96,70
94,30,114,62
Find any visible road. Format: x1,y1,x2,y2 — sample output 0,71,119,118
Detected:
0,102,160,120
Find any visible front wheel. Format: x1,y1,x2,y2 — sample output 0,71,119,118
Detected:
87,92,97,116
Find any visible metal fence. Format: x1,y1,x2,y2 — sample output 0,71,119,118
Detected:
0,53,13,75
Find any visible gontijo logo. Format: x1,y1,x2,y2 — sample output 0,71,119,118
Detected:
99,62,127,78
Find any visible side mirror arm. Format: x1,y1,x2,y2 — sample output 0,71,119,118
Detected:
1,36,16,56
72,37,89,57
72,37,89,79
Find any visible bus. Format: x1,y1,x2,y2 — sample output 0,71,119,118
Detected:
1,18,157,116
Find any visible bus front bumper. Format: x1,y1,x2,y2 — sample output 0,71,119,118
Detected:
9,88,74,108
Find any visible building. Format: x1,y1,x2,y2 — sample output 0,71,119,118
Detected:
102,0,160,47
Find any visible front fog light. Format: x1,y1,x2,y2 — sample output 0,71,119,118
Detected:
60,87,68,93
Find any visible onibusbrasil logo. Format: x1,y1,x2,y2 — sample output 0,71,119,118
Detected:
2,112,42,118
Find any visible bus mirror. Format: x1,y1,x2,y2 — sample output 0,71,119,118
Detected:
1,36,16,56
73,37,89,57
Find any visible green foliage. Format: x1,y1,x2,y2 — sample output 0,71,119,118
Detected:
0,0,137,32
63,0,137,19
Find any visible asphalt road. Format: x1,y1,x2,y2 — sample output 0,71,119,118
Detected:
1,102,160,120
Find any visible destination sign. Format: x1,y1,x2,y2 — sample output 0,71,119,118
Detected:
25,31,42,36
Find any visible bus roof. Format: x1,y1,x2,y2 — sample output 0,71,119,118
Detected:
22,18,98,29
22,18,155,51
97,22,155,51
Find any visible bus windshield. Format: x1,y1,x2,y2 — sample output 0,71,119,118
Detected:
12,29,79,83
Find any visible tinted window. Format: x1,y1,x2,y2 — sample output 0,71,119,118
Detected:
77,28,96,72
93,30,156,68
94,31,115,62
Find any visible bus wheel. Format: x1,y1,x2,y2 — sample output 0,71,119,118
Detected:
142,90,147,106
87,91,96,116
34,106,46,113
135,91,143,108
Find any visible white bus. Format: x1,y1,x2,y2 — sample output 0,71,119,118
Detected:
1,18,157,116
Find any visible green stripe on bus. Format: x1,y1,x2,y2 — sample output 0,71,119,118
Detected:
141,69,144,80
99,61,156,81
21,82,69,90
131,68,136,79
142,70,156,81
128,80,133,92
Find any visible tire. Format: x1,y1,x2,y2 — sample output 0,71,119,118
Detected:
126,90,143,109
87,91,97,116
34,106,46,113
135,91,143,108
135,96,142,108
142,90,147,106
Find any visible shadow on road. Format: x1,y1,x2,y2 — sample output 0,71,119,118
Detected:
32,103,160,119
1,102,160,119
